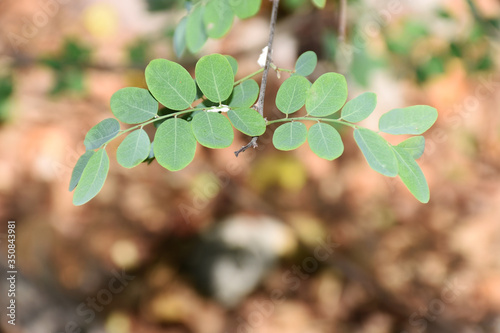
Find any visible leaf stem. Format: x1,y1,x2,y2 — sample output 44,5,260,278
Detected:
266,116,358,128
233,68,264,86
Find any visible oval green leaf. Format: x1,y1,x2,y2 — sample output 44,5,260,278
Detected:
116,129,151,168
353,128,398,177
191,111,234,148
154,118,196,171
393,146,430,203
307,122,344,160
145,59,196,111
341,92,377,123
312,0,325,8
84,118,120,150
69,150,95,191
306,72,348,117
110,87,158,124
195,54,234,103
397,136,425,159
273,122,308,151
73,149,110,206
229,0,261,19
229,79,259,108
204,0,234,39
225,55,238,77
227,108,266,136
294,51,317,77
379,105,438,135
186,4,207,53
276,75,310,115
173,16,188,58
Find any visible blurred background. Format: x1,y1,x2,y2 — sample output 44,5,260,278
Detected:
1,0,500,332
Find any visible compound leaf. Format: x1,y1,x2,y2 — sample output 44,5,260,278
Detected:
393,146,430,203
227,108,266,136
276,75,310,114
273,122,307,151
306,72,348,117
186,4,208,53
294,51,317,77
195,54,234,103
110,87,158,124
341,92,377,123
145,59,196,111
84,118,120,150
397,136,425,159
228,79,259,108
229,0,261,19
154,118,196,171
204,0,234,39
69,150,95,191
116,129,151,168
308,122,344,160
73,149,109,206
191,111,234,148
353,128,398,177
379,105,438,135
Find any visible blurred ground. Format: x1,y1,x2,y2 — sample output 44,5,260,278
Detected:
1,0,500,332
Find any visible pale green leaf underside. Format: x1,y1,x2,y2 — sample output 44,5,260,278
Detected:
308,122,344,160
306,72,348,117
393,146,430,203
276,75,310,114
110,87,158,124
154,118,196,171
84,118,120,150
204,0,234,39
117,129,151,168
353,128,398,177
173,16,188,58
397,136,425,159
145,59,196,111
69,150,95,191
273,122,308,151
186,4,208,53
229,0,261,19
191,111,234,148
294,51,317,77
379,105,438,135
227,108,266,136
229,79,259,108
73,149,109,206
195,54,234,103
341,92,377,123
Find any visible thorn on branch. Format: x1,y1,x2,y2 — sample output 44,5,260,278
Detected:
234,137,258,157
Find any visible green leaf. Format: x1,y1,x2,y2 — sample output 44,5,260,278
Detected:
186,4,208,53
110,87,158,124
397,136,425,159
116,129,151,168
307,122,344,160
195,54,234,103
311,0,325,8
273,122,308,151
294,51,317,77
275,75,310,115
154,118,196,171
225,55,238,77
204,0,234,39
229,0,261,19
379,105,438,135
341,92,377,123
69,151,95,191
228,79,259,108
306,73,348,117
173,16,188,58
73,149,110,206
353,128,398,177
191,111,234,148
393,146,430,203
145,59,196,111
84,118,120,150
227,108,266,136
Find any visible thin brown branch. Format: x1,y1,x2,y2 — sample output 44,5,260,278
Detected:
235,0,280,157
